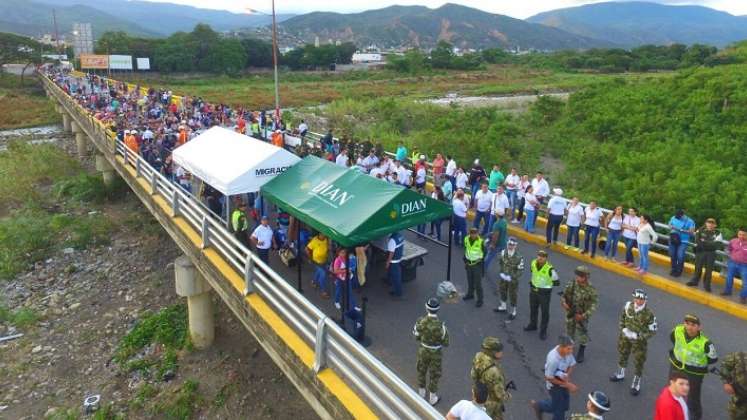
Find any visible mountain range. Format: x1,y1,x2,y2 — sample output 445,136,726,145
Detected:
527,1,747,47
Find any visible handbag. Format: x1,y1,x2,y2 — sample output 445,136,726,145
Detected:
669,232,681,246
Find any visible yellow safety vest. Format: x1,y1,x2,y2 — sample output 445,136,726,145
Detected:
531,260,554,289
232,209,247,232
672,325,709,374
464,236,484,262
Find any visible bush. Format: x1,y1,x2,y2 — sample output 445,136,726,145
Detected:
53,173,109,203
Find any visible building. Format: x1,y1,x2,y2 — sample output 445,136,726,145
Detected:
351,53,383,63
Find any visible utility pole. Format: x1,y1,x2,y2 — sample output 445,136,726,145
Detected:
52,9,61,55
270,0,281,125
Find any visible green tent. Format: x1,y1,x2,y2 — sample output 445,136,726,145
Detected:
261,155,452,247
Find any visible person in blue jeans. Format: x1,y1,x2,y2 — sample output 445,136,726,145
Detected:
582,201,603,258
523,185,539,233
668,209,695,277
332,248,358,311
531,335,578,420
722,227,747,303
452,191,468,246
604,206,624,259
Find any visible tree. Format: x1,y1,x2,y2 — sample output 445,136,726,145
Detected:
430,41,454,69
200,39,246,75
241,38,273,68
95,31,131,55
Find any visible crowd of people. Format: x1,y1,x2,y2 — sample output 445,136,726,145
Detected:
47,68,746,420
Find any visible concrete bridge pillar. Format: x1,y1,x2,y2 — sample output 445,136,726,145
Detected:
62,113,72,132
174,255,215,349
75,132,89,157
94,154,117,186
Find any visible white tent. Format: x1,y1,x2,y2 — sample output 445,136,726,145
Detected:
172,126,301,195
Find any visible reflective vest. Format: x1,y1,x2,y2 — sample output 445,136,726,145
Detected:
464,236,484,262
390,233,404,263
232,209,247,232
530,260,554,289
251,122,260,135
671,325,709,374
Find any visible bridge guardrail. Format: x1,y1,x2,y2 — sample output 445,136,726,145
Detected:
42,73,442,420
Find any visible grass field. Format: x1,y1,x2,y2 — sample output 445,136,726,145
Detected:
0,74,59,129
119,65,673,109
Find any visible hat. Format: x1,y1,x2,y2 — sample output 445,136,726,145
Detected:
261,215,269,220
419,154,425,160
537,249,548,257
705,218,717,224
632,288,647,300
558,334,575,347
588,391,611,412
425,298,440,313
684,314,700,325
481,336,503,353
574,265,591,277
124,129,130,134
553,187,563,196
474,159,480,165
131,129,138,134
507,237,518,246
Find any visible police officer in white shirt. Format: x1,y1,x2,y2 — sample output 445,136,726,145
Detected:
251,216,276,265
545,188,567,246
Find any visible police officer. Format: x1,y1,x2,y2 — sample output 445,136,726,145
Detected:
494,237,525,320
524,250,559,340
413,298,450,406
463,227,486,307
386,231,405,297
718,352,747,420
561,266,597,363
569,391,611,419
668,314,718,420
231,202,249,247
470,337,509,420
610,288,658,396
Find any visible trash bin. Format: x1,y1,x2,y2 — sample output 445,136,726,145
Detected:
402,257,423,282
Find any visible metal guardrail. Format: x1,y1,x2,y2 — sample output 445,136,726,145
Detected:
298,130,731,274
42,73,442,420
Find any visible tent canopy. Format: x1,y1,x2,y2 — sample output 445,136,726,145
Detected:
261,155,453,247
172,126,300,195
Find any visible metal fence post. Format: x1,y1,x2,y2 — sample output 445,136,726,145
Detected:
244,255,255,295
201,216,209,249
123,146,129,166
135,158,141,178
313,317,328,373
171,189,179,217
151,171,158,195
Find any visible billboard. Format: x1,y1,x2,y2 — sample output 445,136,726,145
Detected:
80,54,108,69
109,55,133,70
72,23,93,56
136,57,151,71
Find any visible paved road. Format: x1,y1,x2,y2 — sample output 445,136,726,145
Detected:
269,225,744,419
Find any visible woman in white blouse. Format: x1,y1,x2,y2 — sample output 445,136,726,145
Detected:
636,214,659,274
523,185,539,233
513,175,531,224
621,207,641,267
564,197,584,250
581,201,604,258
603,206,624,260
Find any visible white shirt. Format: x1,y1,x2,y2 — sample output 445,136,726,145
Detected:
517,180,530,198
369,166,385,179
622,215,641,239
335,153,348,167
447,400,491,420
524,192,537,211
505,174,520,191
298,122,308,133
251,224,274,250
637,223,659,245
362,155,379,171
544,346,577,390
584,207,603,227
415,167,426,184
474,190,493,212
445,159,457,177
673,391,690,420
452,198,468,218
142,129,154,140
546,196,567,216
398,166,410,185
607,214,623,230
456,172,469,189
491,193,509,214
532,178,550,198
566,204,584,227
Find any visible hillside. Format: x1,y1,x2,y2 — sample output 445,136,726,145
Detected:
0,0,158,38
277,3,611,50
527,1,747,47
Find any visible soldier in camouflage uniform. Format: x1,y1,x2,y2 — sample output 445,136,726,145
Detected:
470,337,509,420
494,237,525,321
561,265,598,363
413,298,449,406
569,391,611,419
718,351,747,420
610,288,658,396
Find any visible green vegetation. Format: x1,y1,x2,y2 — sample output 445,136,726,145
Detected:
155,379,200,420
0,74,59,129
0,303,41,328
387,41,485,72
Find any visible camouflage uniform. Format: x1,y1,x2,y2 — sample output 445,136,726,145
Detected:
413,315,449,393
561,279,598,345
616,301,657,376
718,352,747,420
498,249,525,307
471,340,508,420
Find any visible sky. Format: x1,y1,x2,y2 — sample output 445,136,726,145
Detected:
139,0,747,18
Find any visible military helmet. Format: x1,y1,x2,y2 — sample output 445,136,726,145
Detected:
632,288,647,300
588,391,611,412
481,336,503,353
574,265,591,277
425,298,440,313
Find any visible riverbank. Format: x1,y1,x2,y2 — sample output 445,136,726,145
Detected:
0,75,59,130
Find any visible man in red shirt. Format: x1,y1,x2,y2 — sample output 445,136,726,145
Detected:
654,370,690,420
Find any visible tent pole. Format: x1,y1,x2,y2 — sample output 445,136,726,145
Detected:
225,194,230,229
447,216,453,282
342,249,350,324
296,222,302,293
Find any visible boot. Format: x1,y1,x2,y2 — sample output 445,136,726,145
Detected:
508,306,517,321
494,301,507,313
630,375,642,396
418,388,426,398
609,367,625,382
686,279,699,287
523,324,537,332
576,345,586,363
428,392,440,406
703,280,712,293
